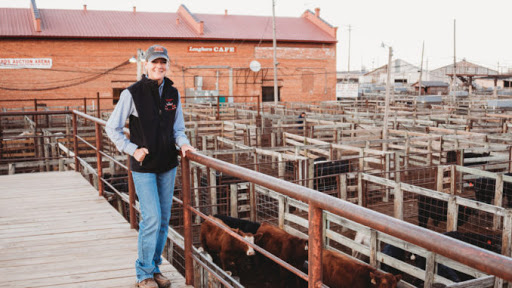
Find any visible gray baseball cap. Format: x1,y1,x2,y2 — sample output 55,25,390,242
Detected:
145,45,169,62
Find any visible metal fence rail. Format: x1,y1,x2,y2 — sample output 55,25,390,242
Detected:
182,151,512,287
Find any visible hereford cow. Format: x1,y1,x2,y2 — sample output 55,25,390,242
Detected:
417,195,474,228
200,216,255,275
255,222,309,287
213,214,261,234
323,249,401,288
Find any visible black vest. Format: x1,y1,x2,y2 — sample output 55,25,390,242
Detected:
128,75,179,173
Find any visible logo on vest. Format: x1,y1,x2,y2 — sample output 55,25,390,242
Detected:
164,99,177,111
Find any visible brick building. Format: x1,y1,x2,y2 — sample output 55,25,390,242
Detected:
0,0,337,109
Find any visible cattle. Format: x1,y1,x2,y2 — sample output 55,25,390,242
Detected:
314,158,350,192
200,215,255,276
417,195,475,228
473,172,512,207
352,230,371,262
255,222,309,287
443,231,501,254
446,151,490,166
322,248,402,288
213,214,261,234
412,252,461,283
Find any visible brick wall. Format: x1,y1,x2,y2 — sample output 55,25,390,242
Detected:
0,38,336,109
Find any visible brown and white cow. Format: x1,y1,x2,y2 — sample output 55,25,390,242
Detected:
322,249,402,288
200,215,255,275
255,222,309,287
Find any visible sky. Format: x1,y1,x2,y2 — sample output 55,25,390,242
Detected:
2,0,511,73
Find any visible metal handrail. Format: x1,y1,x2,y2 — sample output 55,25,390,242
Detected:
181,151,512,287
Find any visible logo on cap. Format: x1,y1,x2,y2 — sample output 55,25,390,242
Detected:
153,46,164,52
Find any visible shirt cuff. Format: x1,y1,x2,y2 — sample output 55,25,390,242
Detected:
124,143,139,156
176,137,191,149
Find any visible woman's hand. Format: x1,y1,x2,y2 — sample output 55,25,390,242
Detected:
133,147,149,163
180,144,196,157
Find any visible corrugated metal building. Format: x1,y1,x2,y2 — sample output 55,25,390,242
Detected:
0,0,337,108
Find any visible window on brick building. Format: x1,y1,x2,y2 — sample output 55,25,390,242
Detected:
262,86,280,102
302,71,314,93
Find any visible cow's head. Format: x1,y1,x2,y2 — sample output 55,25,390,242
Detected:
369,271,402,288
242,234,255,256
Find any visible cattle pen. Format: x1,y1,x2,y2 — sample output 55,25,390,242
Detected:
1,97,512,288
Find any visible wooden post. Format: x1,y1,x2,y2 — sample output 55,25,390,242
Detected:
423,252,436,288
493,174,504,230
339,174,347,200
193,167,200,224
394,182,403,220
249,183,256,221
446,195,458,232
201,136,207,151
384,153,390,202
308,158,314,189
209,168,218,215
394,152,401,183
369,229,378,268
230,184,238,218
58,158,64,171
437,166,444,192
278,195,286,229
450,165,456,195
72,113,79,172
323,212,329,248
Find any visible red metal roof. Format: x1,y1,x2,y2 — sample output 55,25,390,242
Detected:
0,7,337,43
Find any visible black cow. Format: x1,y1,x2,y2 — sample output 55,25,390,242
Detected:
443,231,501,254
417,196,474,228
446,151,490,166
473,172,512,207
314,159,350,191
213,214,261,234
380,244,460,283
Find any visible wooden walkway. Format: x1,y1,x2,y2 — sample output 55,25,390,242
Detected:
0,171,190,288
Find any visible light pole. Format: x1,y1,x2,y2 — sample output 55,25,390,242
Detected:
136,49,145,81
381,43,393,151
272,0,279,105
129,49,145,80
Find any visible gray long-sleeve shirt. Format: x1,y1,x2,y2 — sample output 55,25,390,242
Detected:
105,79,190,157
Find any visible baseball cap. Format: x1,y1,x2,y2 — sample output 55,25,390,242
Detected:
145,45,169,62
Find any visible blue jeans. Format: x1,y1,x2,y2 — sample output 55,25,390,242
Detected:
132,167,177,282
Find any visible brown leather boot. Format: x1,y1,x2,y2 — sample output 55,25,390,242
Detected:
137,278,158,288
154,273,171,288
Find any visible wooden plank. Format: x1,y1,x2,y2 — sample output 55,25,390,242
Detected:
0,171,188,288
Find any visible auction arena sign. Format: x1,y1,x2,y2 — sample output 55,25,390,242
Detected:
0,58,53,69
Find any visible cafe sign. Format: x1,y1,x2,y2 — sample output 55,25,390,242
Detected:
0,58,53,69
188,46,236,53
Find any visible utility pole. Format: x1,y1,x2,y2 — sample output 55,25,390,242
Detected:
347,24,351,73
451,19,457,104
272,0,279,105
383,46,393,151
417,41,425,102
